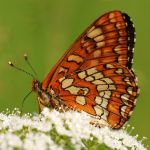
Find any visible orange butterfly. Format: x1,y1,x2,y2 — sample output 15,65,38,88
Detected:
32,10,139,129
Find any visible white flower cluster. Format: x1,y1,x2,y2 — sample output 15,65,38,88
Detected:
0,108,147,150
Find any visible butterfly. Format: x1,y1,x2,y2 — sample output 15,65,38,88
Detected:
32,10,139,129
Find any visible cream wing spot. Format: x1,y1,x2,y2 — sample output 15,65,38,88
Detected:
121,94,130,101
99,91,111,98
93,50,101,58
62,78,74,88
68,55,83,63
122,99,129,106
94,35,105,42
95,96,102,104
82,88,89,95
76,96,86,105
109,84,116,90
94,105,103,116
97,84,108,91
92,72,104,79
109,12,115,19
101,98,108,108
86,67,98,75
58,67,66,73
87,28,102,38
85,76,94,82
106,64,115,69
129,110,133,116
78,71,87,79
102,78,114,84
99,91,105,97
59,76,66,83
92,80,106,85
124,77,132,85
121,106,127,117
66,86,80,95
116,68,123,74
134,98,137,104
66,86,89,95
97,41,105,48
101,110,109,121
127,86,133,94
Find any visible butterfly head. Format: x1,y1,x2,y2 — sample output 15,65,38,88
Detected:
32,79,57,112
32,79,41,92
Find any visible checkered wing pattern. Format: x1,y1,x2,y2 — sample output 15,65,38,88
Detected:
38,11,138,129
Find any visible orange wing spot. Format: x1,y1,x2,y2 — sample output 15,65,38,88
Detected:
80,59,100,69
102,24,117,33
95,11,122,25
107,100,123,116
95,13,109,25
61,96,96,115
119,29,128,36
109,11,122,19
108,112,121,127
82,40,94,47
114,46,128,54
111,76,129,85
116,22,126,29
118,55,128,61
101,47,114,55
111,96,133,107
116,85,128,93
61,61,79,71
110,16,124,23
103,31,119,40
74,49,87,57
99,56,118,64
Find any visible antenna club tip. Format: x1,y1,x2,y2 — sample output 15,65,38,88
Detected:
8,61,14,66
24,53,28,60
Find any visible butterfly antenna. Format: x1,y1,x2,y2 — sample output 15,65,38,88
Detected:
20,90,33,115
24,53,38,77
8,61,35,79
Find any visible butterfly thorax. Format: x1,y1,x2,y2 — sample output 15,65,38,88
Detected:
32,80,65,112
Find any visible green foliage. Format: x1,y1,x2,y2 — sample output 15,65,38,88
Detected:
49,125,75,150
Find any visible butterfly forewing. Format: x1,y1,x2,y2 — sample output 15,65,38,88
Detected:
38,10,138,129
42,10,135,90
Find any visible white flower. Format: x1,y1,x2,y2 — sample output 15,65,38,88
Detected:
0,108,147,150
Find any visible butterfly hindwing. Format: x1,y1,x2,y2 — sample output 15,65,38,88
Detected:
50,63,138,128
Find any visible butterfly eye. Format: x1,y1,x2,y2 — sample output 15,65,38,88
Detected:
32,80,40,91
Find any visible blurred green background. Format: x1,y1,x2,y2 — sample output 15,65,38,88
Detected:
0,0,149,147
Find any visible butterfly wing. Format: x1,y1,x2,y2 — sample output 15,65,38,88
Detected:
38,10,138,128
42,10,135,90
50,62,138,128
